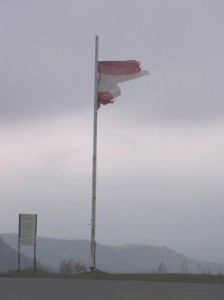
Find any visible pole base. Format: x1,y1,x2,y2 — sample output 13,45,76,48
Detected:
89,266,96,273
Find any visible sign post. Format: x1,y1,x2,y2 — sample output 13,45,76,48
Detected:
18,214,37,272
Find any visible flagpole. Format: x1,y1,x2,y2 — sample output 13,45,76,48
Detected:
90,35,99,272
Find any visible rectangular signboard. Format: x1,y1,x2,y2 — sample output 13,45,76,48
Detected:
19,214,37,246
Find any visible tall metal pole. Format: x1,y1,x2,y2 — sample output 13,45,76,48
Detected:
18,214,21,272
33,214,37,272
90,35,99,271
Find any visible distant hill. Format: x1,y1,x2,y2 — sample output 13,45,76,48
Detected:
1,233,223,274
0,237,35,271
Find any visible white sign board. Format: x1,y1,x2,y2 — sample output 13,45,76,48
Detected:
19,214,37,246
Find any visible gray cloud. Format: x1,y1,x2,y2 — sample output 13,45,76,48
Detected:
1,0,223,124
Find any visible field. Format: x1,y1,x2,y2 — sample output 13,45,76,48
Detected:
1,268,224,284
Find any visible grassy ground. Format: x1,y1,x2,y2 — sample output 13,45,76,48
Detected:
0,268,224,284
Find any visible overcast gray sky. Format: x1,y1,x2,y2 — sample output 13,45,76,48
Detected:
0,0,223,263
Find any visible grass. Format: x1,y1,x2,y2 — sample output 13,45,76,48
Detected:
0,268,224,284
75,272,224,284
